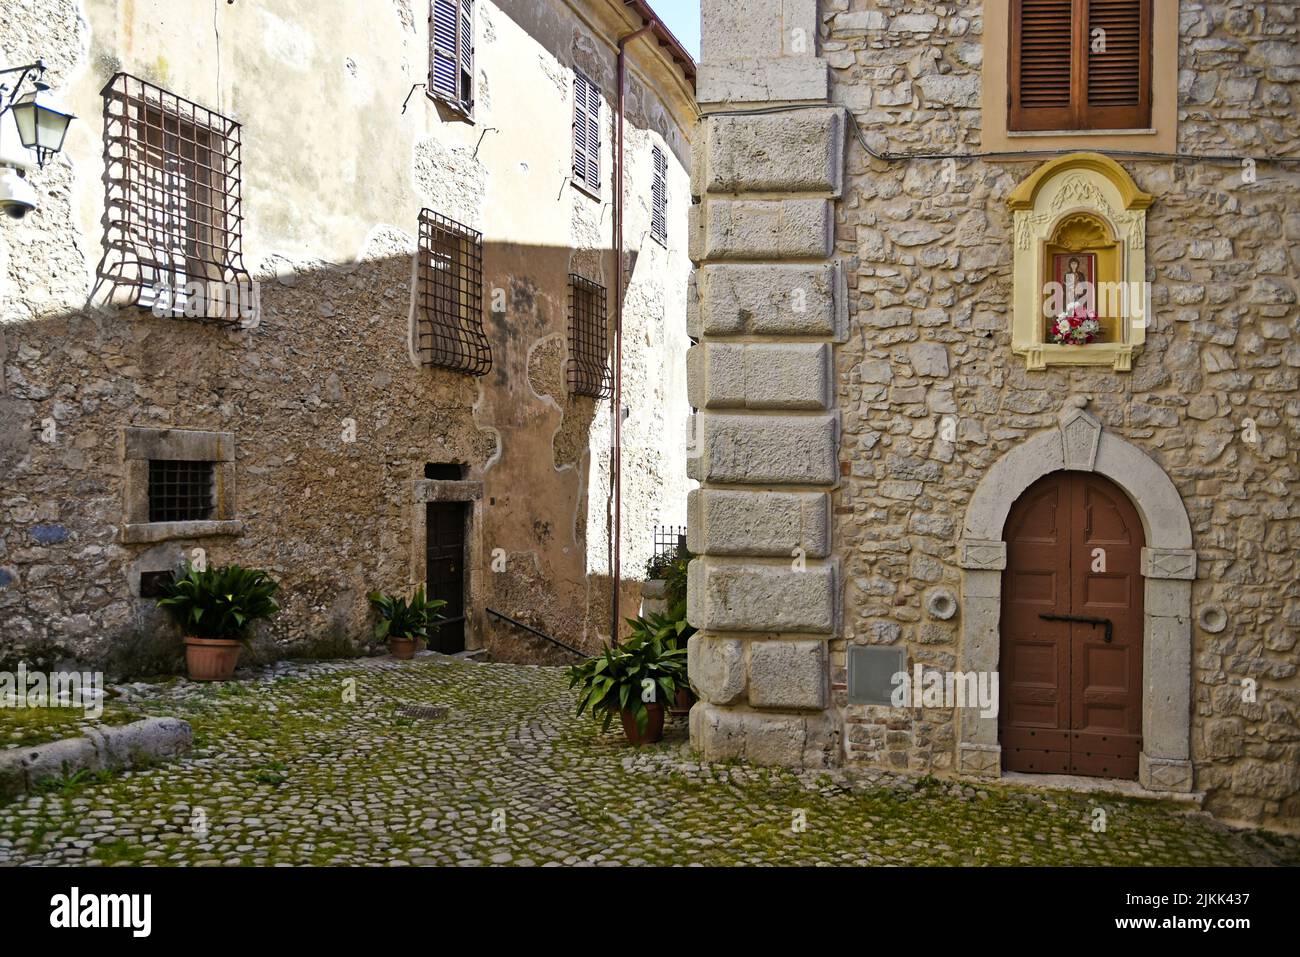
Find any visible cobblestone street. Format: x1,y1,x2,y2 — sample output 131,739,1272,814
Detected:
1,657,1295,867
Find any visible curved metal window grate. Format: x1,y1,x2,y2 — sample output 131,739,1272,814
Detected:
94,73,252,323
417,209,492,376
568,273,611,399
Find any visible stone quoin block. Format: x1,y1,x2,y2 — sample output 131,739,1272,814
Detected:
748,639,827,710
687,559,836,634
689,701,838,767
705,109,843,195
687,633,747,705
687,341,831,410
696,262,844,338
702,0,819,61
690,413,838,485
698,58,829,106
687,487,830,558
700,198,833,260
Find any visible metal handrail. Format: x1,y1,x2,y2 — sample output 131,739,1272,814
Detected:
485,607,589,658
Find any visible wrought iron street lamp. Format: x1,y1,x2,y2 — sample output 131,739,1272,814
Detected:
1,60,75,167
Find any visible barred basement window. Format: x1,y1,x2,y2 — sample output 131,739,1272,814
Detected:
147,460,215,523
94,73,252,322
568,274,611,399
429,0,474,115
572,70,601,194
650,145,668,246
417,209,492,375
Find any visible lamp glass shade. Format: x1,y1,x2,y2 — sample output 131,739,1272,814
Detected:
11,87,75,157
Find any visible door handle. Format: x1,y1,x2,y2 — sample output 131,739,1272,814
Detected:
1039,613,1113,643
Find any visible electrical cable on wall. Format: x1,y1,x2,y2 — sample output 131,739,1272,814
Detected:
700,103,1300,167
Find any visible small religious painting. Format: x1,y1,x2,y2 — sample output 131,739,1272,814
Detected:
1053,252,1096,311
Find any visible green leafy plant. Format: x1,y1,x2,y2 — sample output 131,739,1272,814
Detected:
156,563,280,641
367,586,446,641
566,628,687,734
628,609,694,653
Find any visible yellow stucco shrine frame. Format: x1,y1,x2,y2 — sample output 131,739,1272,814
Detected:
1009,153,1154,371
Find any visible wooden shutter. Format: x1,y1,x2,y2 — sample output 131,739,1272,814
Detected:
573,71,600,191
1010,0,1074,131
429,0,472,113
1009,0,1149,131
1084,0,1149,129
457,0,473,110
650,145,667,245
429,0,459,103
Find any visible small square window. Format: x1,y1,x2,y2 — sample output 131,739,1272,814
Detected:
147,460,215,523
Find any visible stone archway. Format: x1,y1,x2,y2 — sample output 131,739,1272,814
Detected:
955,398,1196,793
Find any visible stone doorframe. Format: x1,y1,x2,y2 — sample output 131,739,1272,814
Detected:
955,397,1196,793
410,477,484,651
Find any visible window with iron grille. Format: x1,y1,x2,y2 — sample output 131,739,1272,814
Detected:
430,0,474,115
568,274,611,399
94,73,252,322
650,145,668,246
572,70,601,194
1010,0,1151,131
147,460,215,523
417,209,492,375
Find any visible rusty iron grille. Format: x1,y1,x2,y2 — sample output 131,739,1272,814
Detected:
417,209,492,376
568,273,611,398
147,460,215,523
95,74,252,323
650,145,668,246
653,524,687,560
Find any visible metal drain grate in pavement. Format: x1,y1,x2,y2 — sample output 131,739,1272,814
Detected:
397,704,450,720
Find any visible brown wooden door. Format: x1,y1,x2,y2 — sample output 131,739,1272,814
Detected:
999,471,1144,779
426,502,466,654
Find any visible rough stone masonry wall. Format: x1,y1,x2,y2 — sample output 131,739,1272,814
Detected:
0,0,694,675
820,0,1299,829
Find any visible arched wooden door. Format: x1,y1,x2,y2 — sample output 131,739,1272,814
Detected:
999,471,1145,779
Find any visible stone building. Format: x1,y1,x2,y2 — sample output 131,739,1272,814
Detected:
687,0,1298,829
0,1,696,671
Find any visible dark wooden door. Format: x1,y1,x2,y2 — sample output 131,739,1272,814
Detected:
999,471,1144,779
426,502,466,654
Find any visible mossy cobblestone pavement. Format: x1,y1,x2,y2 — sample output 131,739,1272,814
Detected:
1,656,1296,867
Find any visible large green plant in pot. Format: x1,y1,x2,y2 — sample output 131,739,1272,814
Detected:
368,586,446,659
567,629,687,746
156,563,280,681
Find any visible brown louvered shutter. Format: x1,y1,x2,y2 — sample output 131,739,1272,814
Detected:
1010,0,1075,131
1009,0,1150,131
1084,0,1150,129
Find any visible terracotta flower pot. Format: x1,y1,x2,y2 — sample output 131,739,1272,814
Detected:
620,703,665,746
669,686,695,716
184,636,243,681
388,636,419,660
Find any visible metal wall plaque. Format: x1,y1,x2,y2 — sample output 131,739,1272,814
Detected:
847,645,906,706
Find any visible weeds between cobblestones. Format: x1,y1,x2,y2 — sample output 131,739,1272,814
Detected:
0,657,1295,867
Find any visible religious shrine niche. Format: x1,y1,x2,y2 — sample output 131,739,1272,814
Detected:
1008,153,1153,371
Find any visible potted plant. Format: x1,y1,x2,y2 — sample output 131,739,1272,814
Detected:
628,611,697,715
156,563,280,681
368,586,446,659
567,629,687,746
